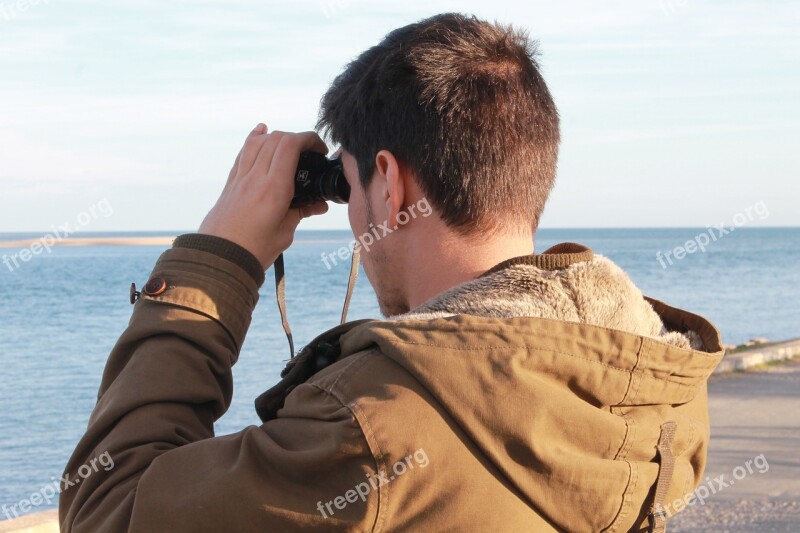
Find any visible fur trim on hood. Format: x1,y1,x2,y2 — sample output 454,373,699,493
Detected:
392,243,705,351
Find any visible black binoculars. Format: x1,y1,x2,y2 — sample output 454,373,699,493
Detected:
290,152,350,208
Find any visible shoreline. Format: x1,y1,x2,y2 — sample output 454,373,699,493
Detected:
0,237,177,248
0,509,57,532
0,236,363,249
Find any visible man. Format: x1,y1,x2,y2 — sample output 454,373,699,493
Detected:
60,13,723,532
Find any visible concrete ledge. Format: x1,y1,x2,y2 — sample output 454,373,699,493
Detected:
0,510,58,533
714,338,800,374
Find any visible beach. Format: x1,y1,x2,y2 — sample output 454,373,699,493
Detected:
0,237,176,249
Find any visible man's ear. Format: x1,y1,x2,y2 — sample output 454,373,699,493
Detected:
375,150,406,229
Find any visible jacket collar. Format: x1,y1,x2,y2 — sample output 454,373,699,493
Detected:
481,242,594,275
391,241,712,351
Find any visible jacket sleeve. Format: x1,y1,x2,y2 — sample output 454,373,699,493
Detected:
59,245,379,532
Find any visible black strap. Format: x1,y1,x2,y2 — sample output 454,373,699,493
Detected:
273,244,361,360
340,245,360,324
274,253,294,359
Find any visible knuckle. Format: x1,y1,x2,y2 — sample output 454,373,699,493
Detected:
245,134,264,147
280,132,302,145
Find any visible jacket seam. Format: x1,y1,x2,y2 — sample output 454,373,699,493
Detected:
327,349,382,393
142,287,250,320
138,296,248,352
378,338,707,392
156,251,259,295
142,283,251,320
137,264,257,349
307,351,386,532
138,298,237,345
623,337,646,405
380,338,639,376
391,314,722,357
146,266,257,309
605,459,638,532
604,337,645,531
348,400,387,533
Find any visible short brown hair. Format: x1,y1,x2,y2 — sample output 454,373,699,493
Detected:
317,12,560,234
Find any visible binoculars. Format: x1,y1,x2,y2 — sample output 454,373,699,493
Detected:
290,152,350,208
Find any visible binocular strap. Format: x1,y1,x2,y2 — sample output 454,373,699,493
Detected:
273,244,361,359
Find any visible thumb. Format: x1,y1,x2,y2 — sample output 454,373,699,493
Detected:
299,201,330,219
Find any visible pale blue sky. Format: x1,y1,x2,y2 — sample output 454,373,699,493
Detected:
0,0,797,232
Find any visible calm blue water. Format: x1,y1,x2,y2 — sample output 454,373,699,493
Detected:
0,228,798,514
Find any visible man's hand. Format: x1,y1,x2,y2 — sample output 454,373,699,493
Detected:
198,123,330,269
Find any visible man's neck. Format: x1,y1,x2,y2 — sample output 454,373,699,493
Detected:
402,229,534,311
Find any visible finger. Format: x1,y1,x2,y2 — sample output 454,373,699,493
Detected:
236,123,269,177
260,132,329,198
305,132,329,155
248,131,284,184
225,149,242,185
225,127,262,185
299,201,329,219
251,130,327,183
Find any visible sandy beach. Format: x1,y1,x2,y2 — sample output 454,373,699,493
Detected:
0,237,176,249
0,236,356,249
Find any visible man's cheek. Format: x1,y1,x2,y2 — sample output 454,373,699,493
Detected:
348,204,361,240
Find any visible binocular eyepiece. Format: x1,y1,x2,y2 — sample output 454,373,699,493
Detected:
290,152,350,208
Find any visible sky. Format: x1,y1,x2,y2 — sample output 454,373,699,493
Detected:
0,0,797,232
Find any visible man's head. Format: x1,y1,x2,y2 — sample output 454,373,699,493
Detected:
317,12,560,315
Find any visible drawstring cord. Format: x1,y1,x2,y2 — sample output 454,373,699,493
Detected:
273,244,361,359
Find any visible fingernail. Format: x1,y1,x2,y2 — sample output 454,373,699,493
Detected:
254,123,266,133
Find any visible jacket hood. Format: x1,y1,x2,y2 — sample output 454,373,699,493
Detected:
337,243,724,531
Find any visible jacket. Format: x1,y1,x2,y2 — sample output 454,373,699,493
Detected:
59,236,723,532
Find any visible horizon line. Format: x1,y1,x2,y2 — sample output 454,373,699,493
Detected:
1,225,797,235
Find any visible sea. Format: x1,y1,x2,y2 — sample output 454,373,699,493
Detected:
0,228,798,515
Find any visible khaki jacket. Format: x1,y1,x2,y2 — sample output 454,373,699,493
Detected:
60,240,723,532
